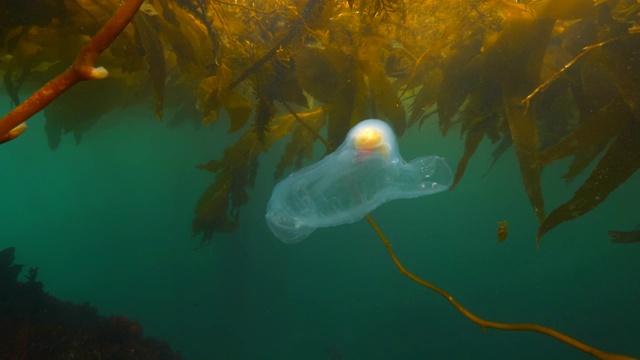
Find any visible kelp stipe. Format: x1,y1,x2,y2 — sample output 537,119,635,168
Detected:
278,114,636,360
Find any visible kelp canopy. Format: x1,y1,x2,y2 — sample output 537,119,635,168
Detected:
0,0,638,245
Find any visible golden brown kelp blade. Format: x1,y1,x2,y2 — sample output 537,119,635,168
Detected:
181,0,220,64
274,109,325,180
538,97,632,166
535,4,640,241
293,46,352,104
503,97,545,225
299,46,358,149
196,75,224,125
154,3,201,76
269,59,308,109
496,17,555,224
357,34,406,134
193,134,260,242
222,90,253,133
560,142,607,183
325,83,358,150
534,0,596,20
193,113,297,243
481,135,512,177
595,4,640,120
192,171,241,240
361,61,406,136
440,28,506,191
228,0,330,90
537,120,640,241
609,230,640,244
3,64,31,107
294,44,361,149
408,68,442,128
196,66,249,131
253,83,276,143
450,118,489,191
44,78,124,149
132,8,166,120
245,57,307,143
436,37,483,136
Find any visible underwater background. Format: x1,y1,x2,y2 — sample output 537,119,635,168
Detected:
2,97,638,359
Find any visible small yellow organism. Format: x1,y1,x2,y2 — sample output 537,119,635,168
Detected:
497,220,509,242
353,127,389,158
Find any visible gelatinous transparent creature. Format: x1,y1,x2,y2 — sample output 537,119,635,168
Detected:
266,119,453,243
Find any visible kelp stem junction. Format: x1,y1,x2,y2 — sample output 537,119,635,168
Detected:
0,0,144,144
289,107,636,360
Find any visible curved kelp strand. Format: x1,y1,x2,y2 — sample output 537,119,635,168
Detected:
365,215,636,360
280,112,637,360
0,0,145,143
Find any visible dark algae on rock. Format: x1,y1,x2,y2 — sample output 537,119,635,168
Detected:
0,247,181,360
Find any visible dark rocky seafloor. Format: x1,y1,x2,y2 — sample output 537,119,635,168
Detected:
0,247,181,360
